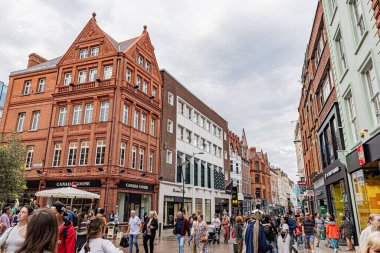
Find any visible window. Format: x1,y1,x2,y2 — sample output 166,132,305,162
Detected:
178,100,185,114
194,134,199,147
213,144,217,155
131,146,137,169
206,121,211,131
139,148,145,170
134,110,139,129
126,69,132,83
64,73,72,86
80,48,88,59
254,161,259,170
200,138,206,150
99,101,109,122
152,86,157,97
25,146,34,168
168,92,174,105
150,117,155,136
206,141,211,153
149,151,154,173
58,107,67,126
194,160,199,186
177,125,184,140
331,0,336,10
255,188,261,198
52,143,62,167
186,105,192,119
37,78,45,93
79,141,89,165
145,61,150,71
90,46,99,57
186,130,192,143
141,113,146,132
230,160,234,173
166,150,173,164
201,163,205,187
217,147,222,158
138,55,144,65
364,63,380,124
315,34,325,67
95,140,106,165
120,142,126,166
30,111,40,130
84,104,93,124
72,105,82,125
67,142,78,166
200,117,205,127
336,32,347,71
23,81,31,95
352,0,365,37
89,68,98,81
136,76,141,89
167,119,173,133
193,111,199,124
78,70,87,83
143,81,148,93
346,93,359,142
322,75,332,104
122,104,129,125
103,65,113,79
255,174,260,183
218,128,222,139
17,113,26,132
207,165,212,188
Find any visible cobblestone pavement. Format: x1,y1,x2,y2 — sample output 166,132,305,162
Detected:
294,239,360,253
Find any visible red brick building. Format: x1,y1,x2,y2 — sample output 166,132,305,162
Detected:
372,0,380,36
0,15,162,221
249,147,271,211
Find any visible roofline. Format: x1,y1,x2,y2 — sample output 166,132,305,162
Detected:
9,65,57,77
160,68,228,125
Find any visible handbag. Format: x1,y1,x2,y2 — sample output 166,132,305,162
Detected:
232,229,236,238
119,236,129,248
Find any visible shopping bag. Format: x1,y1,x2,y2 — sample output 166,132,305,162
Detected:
119,236,129,248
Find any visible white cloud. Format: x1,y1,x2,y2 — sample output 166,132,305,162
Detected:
0,0,317,180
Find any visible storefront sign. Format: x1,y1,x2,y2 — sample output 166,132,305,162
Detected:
306,190,314,197
357,145,366,165
324,167,340,179
232,186,238,207
46,180,101,188
27,180,40,189
297,181,306,185
118,181,154,192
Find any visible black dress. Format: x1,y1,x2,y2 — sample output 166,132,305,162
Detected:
142,218,158,253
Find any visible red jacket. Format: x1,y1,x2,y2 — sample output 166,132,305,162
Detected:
326,222,340,239
58,220,76,253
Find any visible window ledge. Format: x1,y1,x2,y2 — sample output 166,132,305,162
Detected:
35,91,44,94
369,124,380,136
354,31,369,55
21,94,30,97
28,129,38,132
339,68,349,84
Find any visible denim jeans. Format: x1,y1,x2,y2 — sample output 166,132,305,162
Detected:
129,234,139,253
330,238,338,249
176,234,185,253
296,235,302,246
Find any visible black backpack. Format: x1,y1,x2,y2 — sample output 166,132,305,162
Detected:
72,213,78,227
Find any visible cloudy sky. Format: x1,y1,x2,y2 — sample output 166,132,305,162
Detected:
0,0,317,180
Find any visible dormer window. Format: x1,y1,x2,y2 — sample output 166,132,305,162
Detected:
91,46,99,57
80,48,88,59
145,61,150,72
138,55,144,65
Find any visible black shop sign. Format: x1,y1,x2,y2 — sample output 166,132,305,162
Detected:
46,180,101,188
232,186,238,207
118,181,154,192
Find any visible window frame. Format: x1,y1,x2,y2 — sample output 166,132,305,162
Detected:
30,111,40,131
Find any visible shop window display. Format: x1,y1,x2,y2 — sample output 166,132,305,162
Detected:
329,180,349,220
352,169,380,232
163,196,192,226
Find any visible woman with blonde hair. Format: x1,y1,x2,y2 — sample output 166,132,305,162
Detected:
362,231,380,253
222,215,230,243
15,208,58,253
360,214,380,249
142,211,158,253
244,210,272,253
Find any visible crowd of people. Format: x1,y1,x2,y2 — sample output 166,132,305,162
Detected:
0,202,159,253
173,210,380,253
0,202,379,253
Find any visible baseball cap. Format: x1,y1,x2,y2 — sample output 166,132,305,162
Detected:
52,201,68,216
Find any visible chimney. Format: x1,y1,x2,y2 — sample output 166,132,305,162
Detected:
28,53,47,68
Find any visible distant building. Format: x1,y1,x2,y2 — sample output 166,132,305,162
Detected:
0,81,7,122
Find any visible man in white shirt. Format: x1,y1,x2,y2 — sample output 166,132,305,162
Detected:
127,210,142,253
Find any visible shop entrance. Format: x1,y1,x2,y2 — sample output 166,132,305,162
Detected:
117,193,152,222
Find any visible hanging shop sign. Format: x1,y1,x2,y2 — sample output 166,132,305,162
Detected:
118,181,154,192
297,181,307,185
46,180,101,188
232,186,238,207
357,144,367,166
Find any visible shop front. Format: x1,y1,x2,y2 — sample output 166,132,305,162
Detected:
215,197,229,216
117,181,155,222
347,138,380,233
313,176,327,214
323,161,354,225
42,179,101,211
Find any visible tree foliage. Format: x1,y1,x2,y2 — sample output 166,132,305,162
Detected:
0,133,27,203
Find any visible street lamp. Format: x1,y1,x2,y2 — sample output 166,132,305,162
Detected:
179,152,204,214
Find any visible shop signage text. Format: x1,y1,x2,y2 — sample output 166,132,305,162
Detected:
324,167,340,179
357,145,366,166
46,180,101,188
118,181,154,192
297,181,306,185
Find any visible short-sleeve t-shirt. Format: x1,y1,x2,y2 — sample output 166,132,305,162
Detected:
302,219,315,235
129,216,141,235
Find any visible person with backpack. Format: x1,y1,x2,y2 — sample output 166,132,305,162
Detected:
284,212,296,252
51,201,76,253
263,215,277,253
